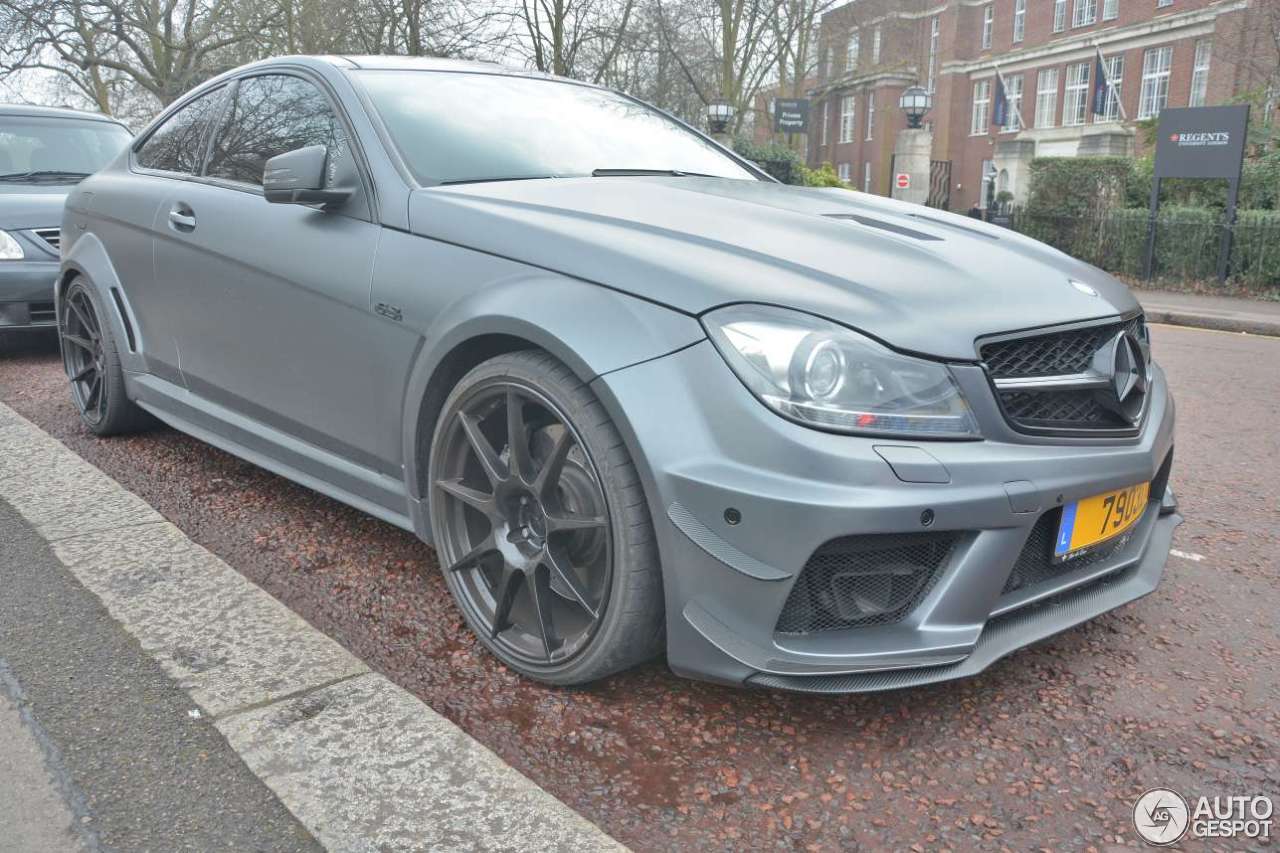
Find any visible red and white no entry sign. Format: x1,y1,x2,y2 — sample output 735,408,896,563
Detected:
895,173,910,189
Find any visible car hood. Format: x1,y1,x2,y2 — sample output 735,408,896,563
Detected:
0,185,70,230
407,177,1139,360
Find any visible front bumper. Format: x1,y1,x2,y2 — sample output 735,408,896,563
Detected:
0,261,60,330
594,339,1179,692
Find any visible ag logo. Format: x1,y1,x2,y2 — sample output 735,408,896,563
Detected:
1170,133,1180,142
1134,788,1191,846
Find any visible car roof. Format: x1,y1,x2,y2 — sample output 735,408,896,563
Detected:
0,103,128,126
232,54,574,85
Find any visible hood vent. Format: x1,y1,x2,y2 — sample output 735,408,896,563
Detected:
907,213,1000,240
823,213,943,242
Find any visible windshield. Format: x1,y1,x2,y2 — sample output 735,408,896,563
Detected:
0,115,131,181
357,70,758,185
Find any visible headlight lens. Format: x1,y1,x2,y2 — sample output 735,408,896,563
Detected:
703,304,980,438
0,230,24,260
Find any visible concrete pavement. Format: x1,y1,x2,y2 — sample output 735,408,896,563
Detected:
0,401,624,852
1135,289,1280,337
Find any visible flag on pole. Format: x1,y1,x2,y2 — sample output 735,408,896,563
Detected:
991,73,1008,128
1091,51,1109,116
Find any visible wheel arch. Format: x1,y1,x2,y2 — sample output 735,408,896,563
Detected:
398,280,704,539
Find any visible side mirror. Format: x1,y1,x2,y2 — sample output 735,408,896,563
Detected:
263,145,351,209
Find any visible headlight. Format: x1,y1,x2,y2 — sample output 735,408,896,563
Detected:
703,304,980,438
0,230,24,260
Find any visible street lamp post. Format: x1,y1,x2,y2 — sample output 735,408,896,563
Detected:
892,85,934,205
706,95,735,145
898,85,933,130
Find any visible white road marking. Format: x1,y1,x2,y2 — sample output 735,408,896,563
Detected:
1170,549,1206,562
0,402,624,852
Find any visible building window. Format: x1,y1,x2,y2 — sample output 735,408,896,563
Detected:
971,79,992,134
864,161,872,192
1036,68,1059,128
1189,39,1211,107
1053,0,1067,32
847,32,859,71
820,100,829,145
1156,0,1171,7
872,27,881,64
1139,46,1173,118
1101,55,1125,121
838,162,852,184
1002,74,1024,131
1013,0,1026,42
1103,0,1119,20
981,5,994,50
839,95,856,143
865,91,875,140
1073,0,1097,27
1063,61,1091,125
927,17,940,92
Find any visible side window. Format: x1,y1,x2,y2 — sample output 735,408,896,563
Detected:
136,87,226,174
206,75,344,186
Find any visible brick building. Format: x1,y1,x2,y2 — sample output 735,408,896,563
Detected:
805,0,1276,211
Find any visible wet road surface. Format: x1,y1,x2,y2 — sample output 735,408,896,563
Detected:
2,324,1276,851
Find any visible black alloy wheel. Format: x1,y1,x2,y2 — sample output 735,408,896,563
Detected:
435,382,612,667
60,285,108,425
59,279,151,436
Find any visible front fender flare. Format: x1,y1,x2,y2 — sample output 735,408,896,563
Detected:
398,274,704,518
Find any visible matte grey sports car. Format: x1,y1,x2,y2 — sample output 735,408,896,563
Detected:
59,56,1179,691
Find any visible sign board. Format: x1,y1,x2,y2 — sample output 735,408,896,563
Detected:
772,98,809,134
1153,105,1249,179
895,173,910,189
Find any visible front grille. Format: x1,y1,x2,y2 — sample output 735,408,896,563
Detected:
982,315,1145,378
32,228,60,252
999,390,1132,430
28,301,56,324
776,532,958,634
981,315,1147,434
1001,509,1132,596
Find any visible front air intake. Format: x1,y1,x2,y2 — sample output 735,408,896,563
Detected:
776,532,958,634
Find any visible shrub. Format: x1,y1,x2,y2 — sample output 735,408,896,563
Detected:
731,137,806,184
1026,157,1132,218
800,162,848,188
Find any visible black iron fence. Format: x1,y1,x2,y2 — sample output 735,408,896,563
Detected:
1007,207,1280,291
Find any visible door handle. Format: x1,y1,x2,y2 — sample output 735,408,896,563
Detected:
168,205,196,232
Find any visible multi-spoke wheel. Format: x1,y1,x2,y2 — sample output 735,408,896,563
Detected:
59,279,150,436
429,350,664,684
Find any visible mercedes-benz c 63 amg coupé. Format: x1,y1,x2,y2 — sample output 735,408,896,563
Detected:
58,56,1179,691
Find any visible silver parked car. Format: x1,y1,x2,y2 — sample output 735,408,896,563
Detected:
1,105,130,333
59,56,1179,691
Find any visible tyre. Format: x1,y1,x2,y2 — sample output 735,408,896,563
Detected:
59,278,151,436
428,350,665,685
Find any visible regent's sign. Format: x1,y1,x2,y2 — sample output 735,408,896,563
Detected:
1154,106,1248,179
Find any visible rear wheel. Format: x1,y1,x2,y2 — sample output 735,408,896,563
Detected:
428,350,664,685
59,279,150,436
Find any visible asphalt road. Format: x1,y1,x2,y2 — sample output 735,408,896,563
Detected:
0,499,322,853
1,324,1276,851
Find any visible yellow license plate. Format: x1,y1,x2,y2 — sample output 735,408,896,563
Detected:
1055,482,1150,561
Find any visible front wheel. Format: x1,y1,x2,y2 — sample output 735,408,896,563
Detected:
428,350,664,685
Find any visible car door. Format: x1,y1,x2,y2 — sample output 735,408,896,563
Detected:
152,72,403,478
92,85,227,383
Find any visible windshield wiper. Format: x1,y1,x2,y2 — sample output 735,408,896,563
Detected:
591,168,717,178
0,170,92,182
438,174,558,186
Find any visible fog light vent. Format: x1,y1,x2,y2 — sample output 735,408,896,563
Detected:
776,532,959,634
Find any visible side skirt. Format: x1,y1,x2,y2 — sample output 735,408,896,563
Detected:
129,373,415,533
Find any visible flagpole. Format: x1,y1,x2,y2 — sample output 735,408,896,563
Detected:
1095,44,1129,122
991,61,1026,131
